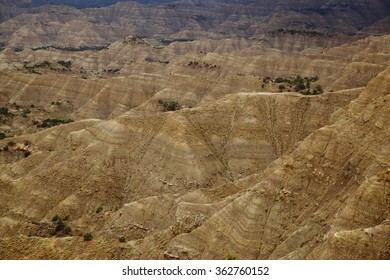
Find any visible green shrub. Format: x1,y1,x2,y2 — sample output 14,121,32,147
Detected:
0,107,8,115
315,84,324,94
23,150,31,158
58,60,72,69
55,220,65,232
118,236,126,243
52,215,61,222
12,47,23,52
36,118,73,128
96,206,103,214
0,132,5,140
227,255,237,260
274,77,285,83
83,232,93,241
64,226,72,235
158,100,179,112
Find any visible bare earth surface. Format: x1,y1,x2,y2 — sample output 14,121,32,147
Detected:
0,0,389,260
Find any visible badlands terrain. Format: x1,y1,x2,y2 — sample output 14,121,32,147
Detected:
0,0,389,259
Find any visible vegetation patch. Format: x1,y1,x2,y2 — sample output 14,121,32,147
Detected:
12,47,23,52
36,118,74,128
32,45,108,52
145,57,169,64
57,60,72,69
159,38,195,46
158,100,180,112
49,215,72,237
264,75,324,95
269,28,334,37
83,232,93,241
0,42,6,52
0,107,9,115
95,206,104,214
187,60,220,69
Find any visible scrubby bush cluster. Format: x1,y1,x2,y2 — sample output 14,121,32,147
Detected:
57,60,72,69
32,45,108,52
187,61,220,69
36,118,74,128
158,100,180,111
264,75,325,95
50,215,72,237
12,47,23,52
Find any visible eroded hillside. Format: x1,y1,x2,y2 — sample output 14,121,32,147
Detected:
0,0,389,260
1,0,389,48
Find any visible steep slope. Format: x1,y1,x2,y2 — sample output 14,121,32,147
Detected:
0,88,358,259
165,67,390,260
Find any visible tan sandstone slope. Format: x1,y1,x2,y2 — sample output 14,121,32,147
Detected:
0,2,388,260
164,67,390,260
0,65,388,259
